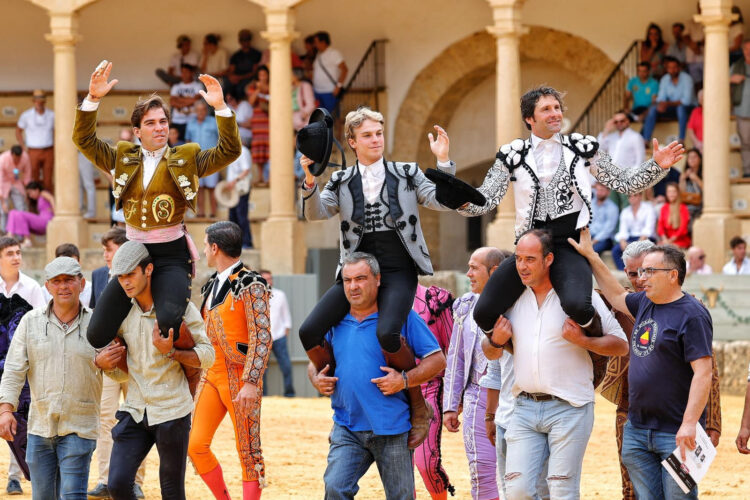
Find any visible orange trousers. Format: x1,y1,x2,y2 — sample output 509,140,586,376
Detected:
188,361,265,483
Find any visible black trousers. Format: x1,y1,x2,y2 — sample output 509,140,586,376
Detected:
299,231,418,353
87,236,192,348
108,411,191,500
473,213,595,333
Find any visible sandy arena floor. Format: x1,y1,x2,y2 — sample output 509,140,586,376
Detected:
0,394,747,499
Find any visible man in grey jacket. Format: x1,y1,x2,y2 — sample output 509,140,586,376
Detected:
298,106,455,448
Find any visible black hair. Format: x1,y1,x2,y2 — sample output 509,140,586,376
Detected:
315,31,331,45
10,145,22,156
730,236,746,249
206,221,243,258
0,236,20,253
135,255,154,273
517,228,554,257
643,23,665,51
55,243,80,260
646,245,686,285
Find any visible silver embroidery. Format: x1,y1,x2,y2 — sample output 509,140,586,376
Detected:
593,150,668,194
456,157,510,217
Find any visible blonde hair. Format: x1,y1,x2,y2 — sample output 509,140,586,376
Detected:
344,107,384,142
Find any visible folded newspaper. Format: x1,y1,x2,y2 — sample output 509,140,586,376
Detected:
661,423,716,494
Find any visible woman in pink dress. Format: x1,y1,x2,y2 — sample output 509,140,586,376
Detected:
6,181,54,247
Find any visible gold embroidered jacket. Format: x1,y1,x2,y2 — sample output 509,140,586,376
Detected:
72,108,241,230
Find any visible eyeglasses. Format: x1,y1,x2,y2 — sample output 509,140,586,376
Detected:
637,267,676,278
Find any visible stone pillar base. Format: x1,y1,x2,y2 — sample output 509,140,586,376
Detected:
485,215,517,252
260,217,307,274
46,215,87,263
692,213,740,273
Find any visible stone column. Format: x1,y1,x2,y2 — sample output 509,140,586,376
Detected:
485,0,526,251
45,9,86,261
693,0,739,272
258,4,306,273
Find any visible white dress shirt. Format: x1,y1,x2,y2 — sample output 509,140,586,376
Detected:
614,201,656,242
269,288,292,342
507,288,626,407
17,108,55,149
0,271,46,308
723,257,750,275
530,133,563,187
226,146,252,182
358,158,386,204
210,260,241,308
597,128,646,168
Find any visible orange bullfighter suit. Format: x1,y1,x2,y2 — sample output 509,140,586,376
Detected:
189,262,272,497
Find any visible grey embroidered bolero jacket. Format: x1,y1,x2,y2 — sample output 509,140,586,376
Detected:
301,160,455,277
457,133,669,241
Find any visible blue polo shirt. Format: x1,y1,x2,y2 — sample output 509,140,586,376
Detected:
325,310,440,435
625,291,713,434
185,115,218,149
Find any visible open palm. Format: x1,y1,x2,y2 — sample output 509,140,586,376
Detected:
198,74,226,110
88,61,118,100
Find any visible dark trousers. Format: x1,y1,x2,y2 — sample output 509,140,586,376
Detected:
263,336,295,397
299,231,418,353
473,216,594,332
87,236,192,348
7,384,30,480
229,193,253,248
108,411,191,500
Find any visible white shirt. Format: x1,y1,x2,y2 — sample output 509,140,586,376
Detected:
42,280,92,308
312,47,345,93
508,288,626,407
687,262,713,275
723,257,750,275
358,158,386,204
530,133,563,187
614,201,656,242
168,50,200,71
169,81,204,124
0,271,46,308
269,288,292,342
226,146,252,182
17,108,55,149
235,100,254,143
597,128,645,168
210,260,241,308
495,351,515,428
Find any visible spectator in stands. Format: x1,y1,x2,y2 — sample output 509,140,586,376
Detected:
248,66,270,185
730,6,745,65
6,181,54,248
667,22,688,64
232,87,254,148
224,145,253,249
199,33,228,80
590,183,619,255
625,62,659,121
657,182,691,249
169,63,203,140
640,23,669,79
79,152,96,219
651,166,681,204
685,3,705,84
723,236,750,275
168,125,184,147
686,246,712,276
686,90,703,152
679,148,703,226
260,269,295,397
293,67,316,132
227,29,262,100
731,40,750,178
156,34,200,86
612,192,656,270
641,56,695,145
15,90,54,193
312,31,348,113
0,145,30,230
599,110,645,167
301,34,317,81
41,243,94,307
185,100,219,218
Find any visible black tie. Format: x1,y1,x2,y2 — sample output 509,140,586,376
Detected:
211,279,221,307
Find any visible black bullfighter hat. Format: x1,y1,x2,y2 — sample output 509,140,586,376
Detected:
296,108,334,176
424,168,486,210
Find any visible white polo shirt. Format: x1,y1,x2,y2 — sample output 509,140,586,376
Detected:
507,288,626,407
17,108,55,149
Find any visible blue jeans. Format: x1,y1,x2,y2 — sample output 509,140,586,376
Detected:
497,425,549,500
26,433,96,500
504,397,594,500
315,91,339,114
621,421,698,500
324,422,414,499
229,192,253,248
263,336,295,397
641,104,692,141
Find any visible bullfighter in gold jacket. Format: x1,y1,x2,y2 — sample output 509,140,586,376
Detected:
188,222,272,500
73,61,241,349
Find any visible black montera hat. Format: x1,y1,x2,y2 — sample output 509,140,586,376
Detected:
296,108,334,177
424,168,486,210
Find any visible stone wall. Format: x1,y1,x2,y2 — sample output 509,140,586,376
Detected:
715,340,750,396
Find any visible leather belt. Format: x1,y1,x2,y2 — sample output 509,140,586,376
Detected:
518,391,561,402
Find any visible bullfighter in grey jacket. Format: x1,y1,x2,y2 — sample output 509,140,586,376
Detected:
299,107,458,449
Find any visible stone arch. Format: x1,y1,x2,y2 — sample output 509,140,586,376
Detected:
391,26,616,165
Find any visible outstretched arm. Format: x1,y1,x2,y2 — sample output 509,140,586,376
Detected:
194,74,241,177
456,156,510,217
86,60,119,103
74,61,119,173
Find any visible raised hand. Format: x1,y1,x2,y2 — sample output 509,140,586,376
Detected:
568,227,597,260
652,139,685,169
428,125,450,163
87,60,118,102
198,74,227,111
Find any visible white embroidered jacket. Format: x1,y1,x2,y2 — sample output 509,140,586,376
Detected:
458,133,668,241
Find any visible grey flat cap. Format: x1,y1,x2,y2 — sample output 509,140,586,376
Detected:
110,241,150,277
45,256,82,280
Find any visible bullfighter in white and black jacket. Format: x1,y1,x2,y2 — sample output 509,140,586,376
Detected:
460,87,685,340
298,107,464,449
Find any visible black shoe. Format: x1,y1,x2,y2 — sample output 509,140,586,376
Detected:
6,478,22,495
87,482,111,499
